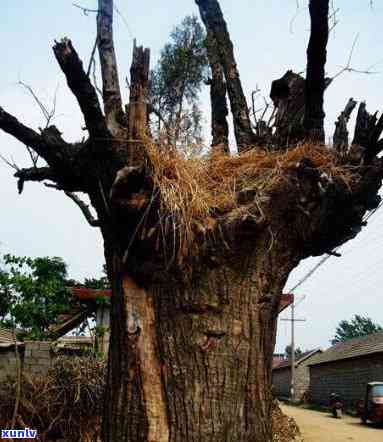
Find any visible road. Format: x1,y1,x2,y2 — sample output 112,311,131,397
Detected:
282,404,382,442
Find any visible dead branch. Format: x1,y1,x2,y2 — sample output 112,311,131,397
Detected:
87,35,99,77
127,40,150,165
53,37,109,140
72,3,99,15
65,191,100,227
195,0,256,150
97,0,123,135
14,166,57,194
304,0,329,143
0,107,67,165
205,31,229,153
333,98,357,153
352,102,383,161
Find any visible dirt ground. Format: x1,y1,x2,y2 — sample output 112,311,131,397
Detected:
282,404,383,442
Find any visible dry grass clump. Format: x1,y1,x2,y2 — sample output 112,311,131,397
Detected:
0,356,106,442
146,142,357,258
272,401,302,442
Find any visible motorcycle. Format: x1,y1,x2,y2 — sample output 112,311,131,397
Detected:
329,393,343,418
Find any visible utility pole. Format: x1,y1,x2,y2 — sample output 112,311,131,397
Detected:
280,302,306,402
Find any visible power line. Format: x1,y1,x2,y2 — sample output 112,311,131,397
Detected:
113,2,134,40
291,201,383,308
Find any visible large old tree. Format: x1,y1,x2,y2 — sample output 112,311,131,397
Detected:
1,0,383,441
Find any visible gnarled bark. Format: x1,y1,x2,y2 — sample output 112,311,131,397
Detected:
103,237,296,442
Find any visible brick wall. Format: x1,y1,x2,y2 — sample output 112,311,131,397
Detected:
0,347,22,381
23,341,52,375
294,360,311,400
272,367,291,397
273,352,322,401
0,341,53,380
309,353,383,409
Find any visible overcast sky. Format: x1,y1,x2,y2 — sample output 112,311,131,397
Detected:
1,0,383,353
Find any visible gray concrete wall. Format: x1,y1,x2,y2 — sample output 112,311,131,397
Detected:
0,341,53,380
23,341,52,375
309,354,383,409
272,368,291,398
273,354,322,401
0,347,21,381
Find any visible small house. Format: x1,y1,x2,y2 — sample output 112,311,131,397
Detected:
309,332,383,408
272,349,323,401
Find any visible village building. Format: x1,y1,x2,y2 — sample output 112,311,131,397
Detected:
272,349,323,401
308,332,383,409
0,327,97,381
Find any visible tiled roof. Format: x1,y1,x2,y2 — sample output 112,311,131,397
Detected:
309,332,383,366
273,349,322,370
0,327,23,348
56,336,93,348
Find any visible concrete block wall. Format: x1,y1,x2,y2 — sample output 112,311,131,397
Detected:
309,354,383,409
273,353,322,401
23,341,52,375
294,363,311,400
272,367,291,398
0,341,53,380
0,348,21,381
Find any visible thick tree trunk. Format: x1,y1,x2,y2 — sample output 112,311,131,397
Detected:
103,243,295,442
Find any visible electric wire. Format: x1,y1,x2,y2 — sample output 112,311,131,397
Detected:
290,200,383,308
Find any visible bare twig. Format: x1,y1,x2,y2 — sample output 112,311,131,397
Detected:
113,3,134,39
25,145,39,167
18,81,58,128
72,3,99,15
289,6,307,34
0,153,20,171
331,34,381,81
87,36,99,77
251,86,261,124
65,191,100,227
92,57,103,97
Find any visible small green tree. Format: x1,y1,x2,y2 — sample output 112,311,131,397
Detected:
331,315,383,345
0,255,109,340
285,345,303,360
0,254,74,339
150,15,208,149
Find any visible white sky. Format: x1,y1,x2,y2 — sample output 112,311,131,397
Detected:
1,0,383,352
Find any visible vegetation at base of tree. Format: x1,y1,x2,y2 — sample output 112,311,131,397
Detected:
331,314,383,345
